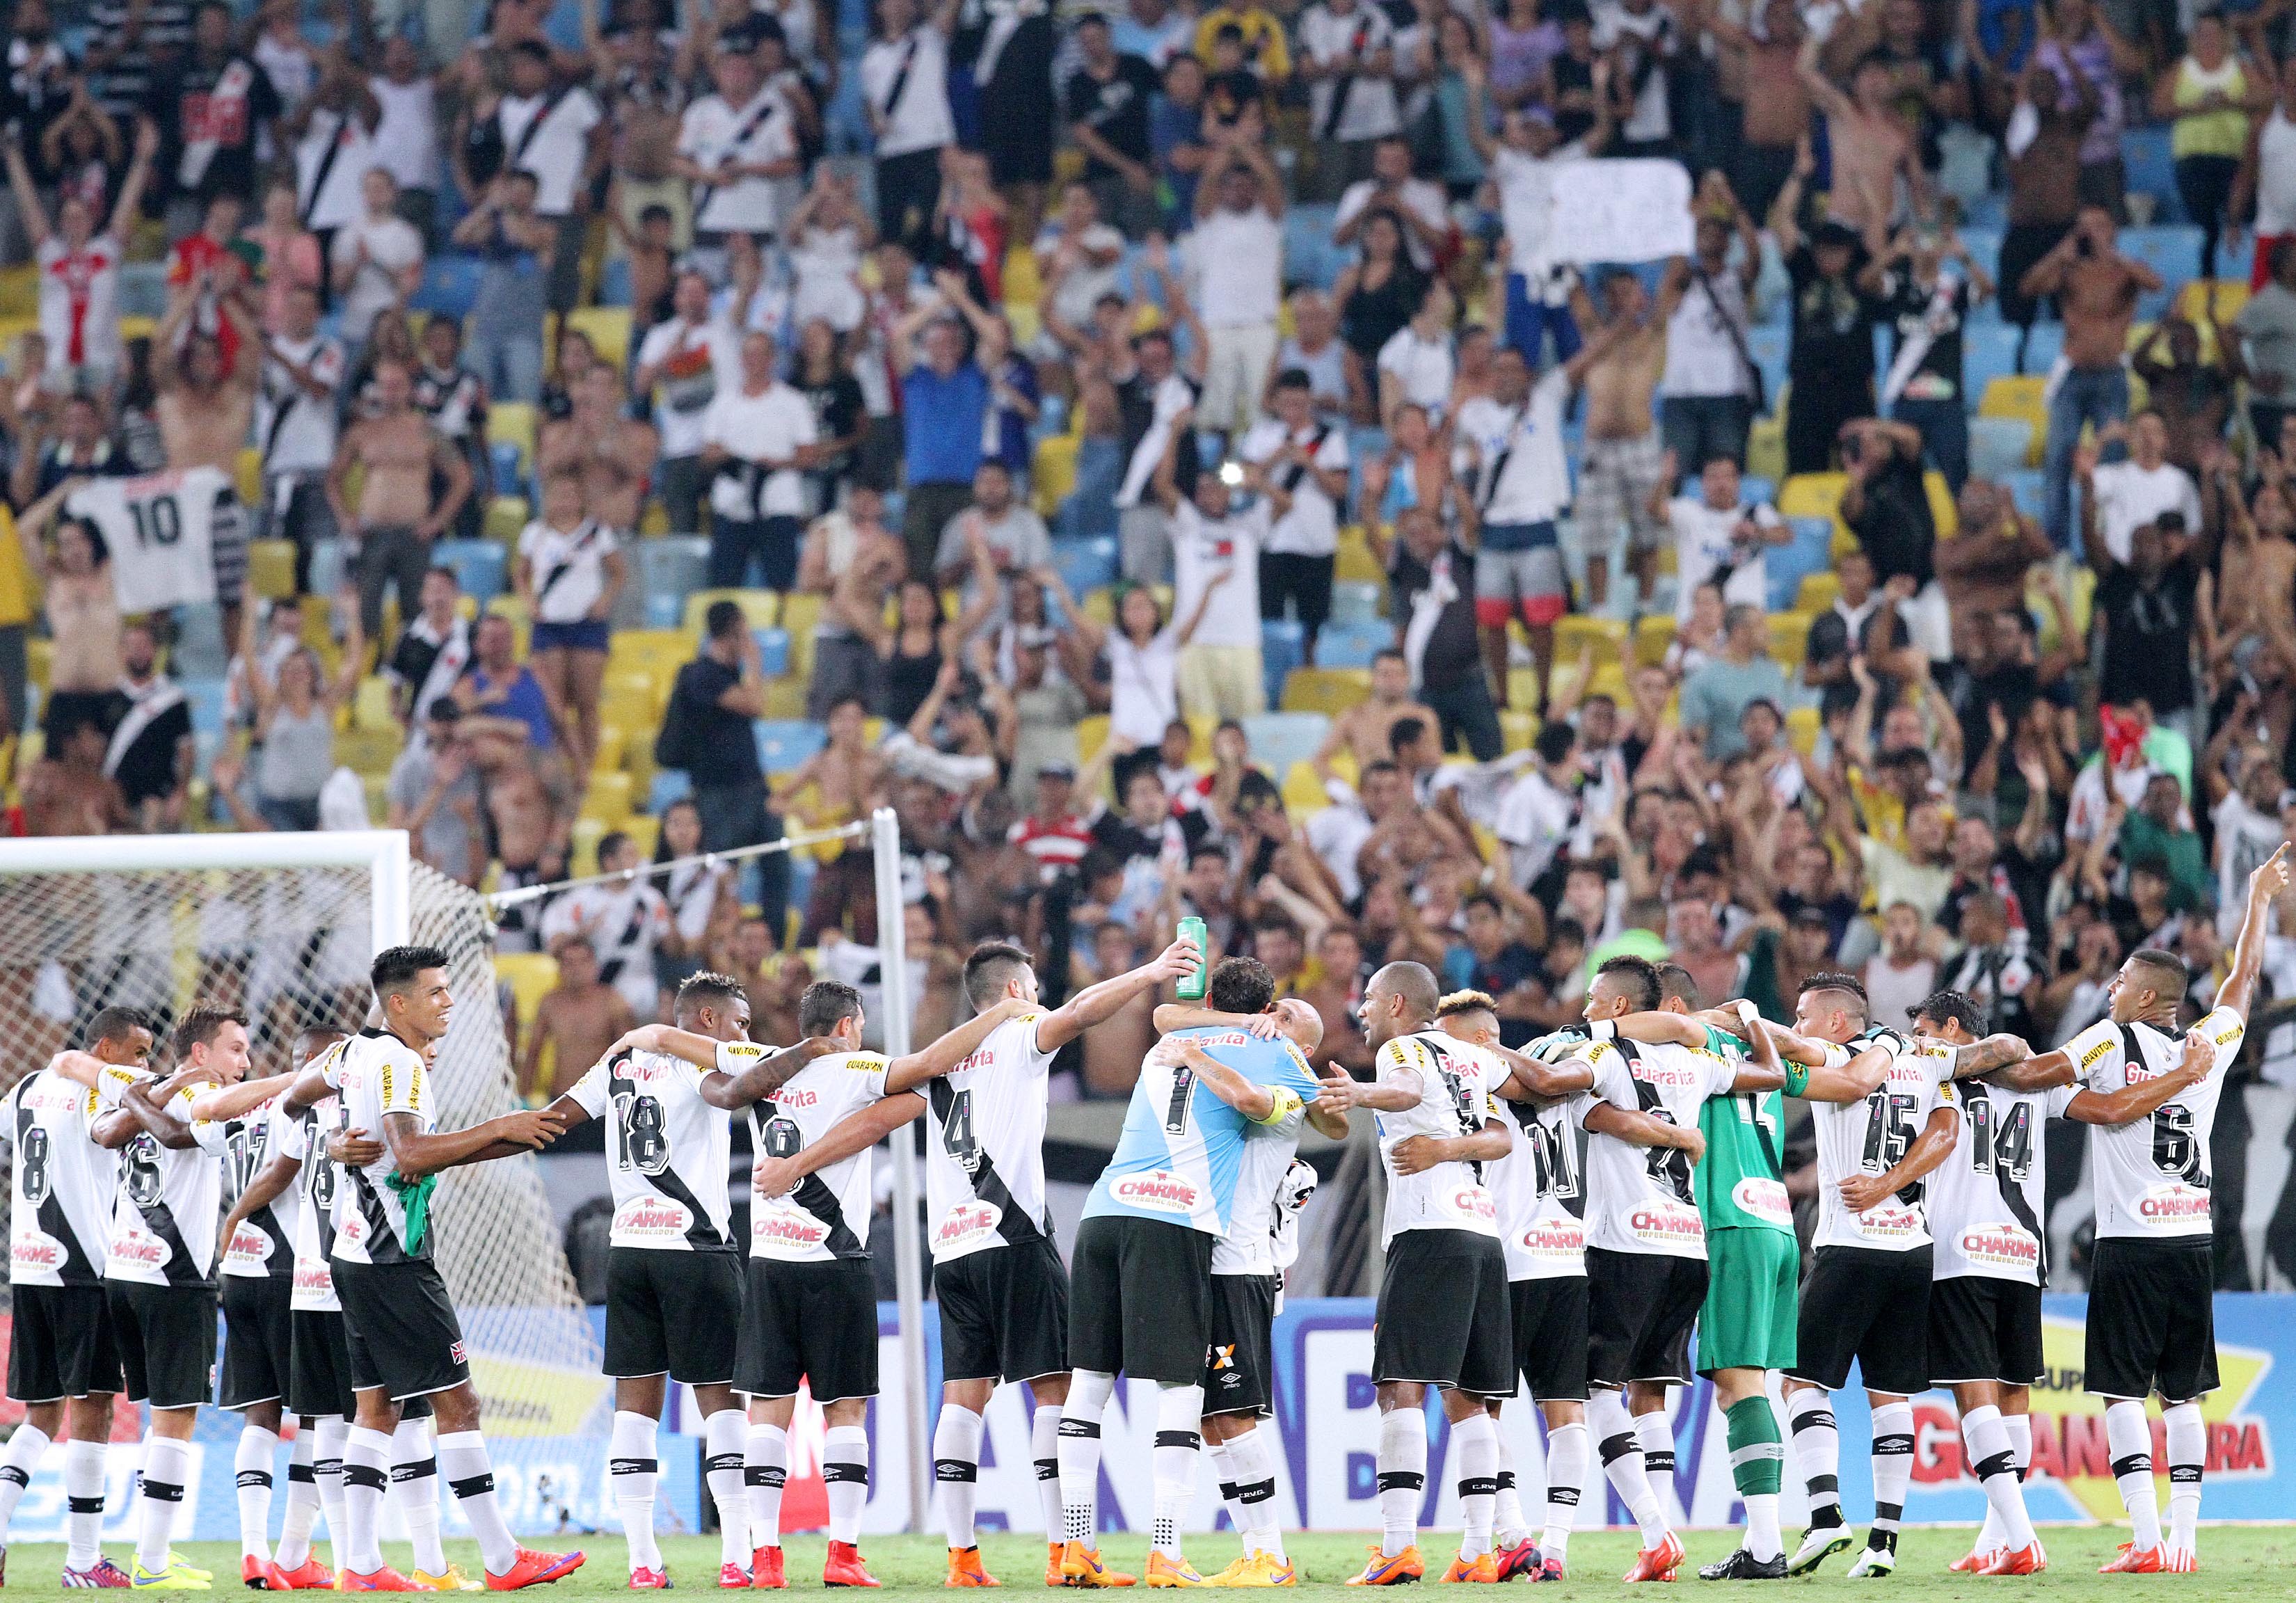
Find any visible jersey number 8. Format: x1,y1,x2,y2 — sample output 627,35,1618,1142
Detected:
15,1108,48,1207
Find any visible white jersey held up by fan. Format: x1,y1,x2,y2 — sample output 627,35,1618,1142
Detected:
65,466,233,612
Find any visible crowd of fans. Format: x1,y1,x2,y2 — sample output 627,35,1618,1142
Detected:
7,0,2296,1282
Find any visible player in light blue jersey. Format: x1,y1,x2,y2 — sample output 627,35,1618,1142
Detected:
1055,957,1329,1589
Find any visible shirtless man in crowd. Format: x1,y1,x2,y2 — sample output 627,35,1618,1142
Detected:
2206,446,2296,688
772,694,888,825
325,358,475,644
1797,43,1922,234
470,712,577,952
156,271,260,644
538,365,660,536
22,719,131,836
2022,205,2163,545
518,934,637,1100
1572,261,1678,609
1312,650,1438,778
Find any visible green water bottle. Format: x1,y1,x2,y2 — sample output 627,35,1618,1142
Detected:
1176,915,1209,1000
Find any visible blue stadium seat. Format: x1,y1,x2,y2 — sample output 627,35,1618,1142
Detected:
756,721,827,776
598,255,633,308
2122,127,2183,223
308,539,344,596
434,539,507,604
1959,228,2004,283
648,769,693,813
2023,321,2065,372
491,442,525,498
2120,227,2203,319
183,678,227,736
1050,536,1118,598
117,261,168,319
636,536,710,604
644,593,686,630
1330,581,1385,624
1241,712,1331,777
410,255,486,320
1261,618,1305,708
1962,321,2024,401
1970,415,2034,481
1744,326,1789,406
1740,475,1775,507
173,604,229,678
1316,619,1397,668
2003,469,2046,519
1766,525,1835,612
754,627,791,678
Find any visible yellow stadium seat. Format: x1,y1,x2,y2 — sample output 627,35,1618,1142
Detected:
584,770,635,825
26,637,49,692
1778,472,1849,525
1634,613,1674,667
1035,433,1079,518
681,589,778,633
495,952,559,1033
1748,404,1787,484
489,401,539,468
1002,248,1042,309
1077,714,1111,768
602,669,665,726
118,316,154,343
333,726,399,777
1280,667,1371,715
621,815,661,859
353,675,396,732
1334,529,1385,585
592,724,625,773
1083,589,1115,627
1554,614,1628,667
2030,564,2096,654
569,816,605,879
1282,760,1328,814
1767,611,1814,667
2177,278,2247,326
248,540,296,600
1787,705,1821,757
779,592,822,680
1796,571,1842,614
236,447,264,507
1924,470,1958,537
485,495,529,542
609,628,696,677
762,678,806,719
1500,709,1539,752
1186,715,1216,763
0,264,34,317
639,502,669,536
1978,377,2048,465
568,305,632,370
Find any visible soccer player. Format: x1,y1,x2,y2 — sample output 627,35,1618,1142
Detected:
277,945,581,1592
536,973,832,1588
920,937,1202,1588
1055,955,1324,1589
1318,961,1513,1588
1151,996,1343,1586
639,981,1042,1588
1446,993,1697,1584
1513,959,1778,1584
1965,843,2284,1573
1767,973,1956,1579
0,1008,153,1588
1918,989,2215,1577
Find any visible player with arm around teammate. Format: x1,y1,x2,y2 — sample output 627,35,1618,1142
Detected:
1444,992,1702,1584
1147,994,1344,1586
1915,989,2215,1577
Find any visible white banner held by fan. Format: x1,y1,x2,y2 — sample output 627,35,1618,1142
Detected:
1547,159,1695,263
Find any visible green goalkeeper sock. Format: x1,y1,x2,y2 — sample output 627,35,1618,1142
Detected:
1725,1396,1784,1497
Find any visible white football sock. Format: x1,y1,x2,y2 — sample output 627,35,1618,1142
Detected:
2105,1400,2163,1551
1057,1370,1115,1549
312,1417,349,1574
933,1404,984,1551
1150,1383,1203,1560
235,1424,278,1561
1452,1412,1499,1561
1541,1421,1586,1557
611,1410,663,1572
390,1417,445,1577
135,1435,190,1574
1589,1389,1665,1547
1228,1426,1285,1564
1787,1390,1842,1525
0,1421,48,1541
1377,1406,1426,1557
64,1436,106,1570
436,1430,518,1576
703,1410,748,1565
745,1422,788,1552
1961,1405,2034,1552
1031,1401,1063,1540
275,1424,321,1571
1633,1408,1675,1520
2164,1401,2205,1552
1746,1488,1783,1563
2004,1410,2032,1478
1870,1400,1915,1550
1493,1428,1527,1549
1205,1439,1245,1549
824,1426,869,1545
339,1426,392,1577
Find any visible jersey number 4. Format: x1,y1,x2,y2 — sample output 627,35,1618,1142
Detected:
1967,1097,2034,1183
941,1087,980,1167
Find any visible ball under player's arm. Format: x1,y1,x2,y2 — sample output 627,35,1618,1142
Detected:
219,1150,302,1246
750,1092,927,1199
2066,1031,2217,1126
1837,1100,1960,1213
1149,1037,1277,1123
882,997,1037,1094
1030,937,1202,1053
187,1070,298,1125
1582,1100,1706,1163
2217,840,2291,1019
380,1103,568,1179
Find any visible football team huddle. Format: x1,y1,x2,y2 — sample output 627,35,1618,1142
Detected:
1,840,2285,1592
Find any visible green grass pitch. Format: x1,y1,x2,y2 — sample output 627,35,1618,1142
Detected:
12,1528,2291,1594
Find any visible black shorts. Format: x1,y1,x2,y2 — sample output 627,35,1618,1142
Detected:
289,1311,431,1421
1258,552,1336,633
1510,1276,1591,1403
1789,1245,1932,1396
1373,1229,1513,1396
219,1273,294,1410
735,1256,879,1403
8,1282,122,1403
1586,1247,1707,1389
1204,1273,1277,1417
2084,1237,2219,1403
1068,1214,1215,1385
107,1281,218,1410
1929,1276,2044,1389
605,1247,742,1385
934,1237,1069,1387
332,1258,470,1403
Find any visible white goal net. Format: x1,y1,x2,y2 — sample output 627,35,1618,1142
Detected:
0,835,605,1519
